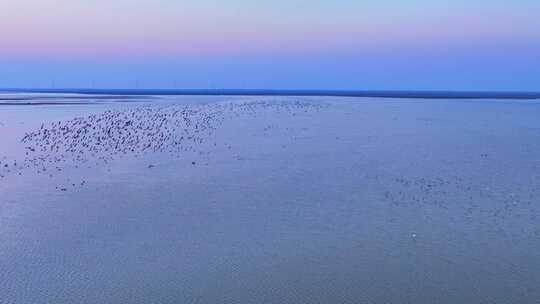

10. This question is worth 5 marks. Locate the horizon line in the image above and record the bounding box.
[1,88,540,100]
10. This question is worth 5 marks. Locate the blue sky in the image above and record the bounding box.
[1,0,539,90]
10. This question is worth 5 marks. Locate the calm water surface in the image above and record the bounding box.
[1,94,539,303]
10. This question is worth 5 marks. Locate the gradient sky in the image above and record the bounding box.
[1,0,539,90]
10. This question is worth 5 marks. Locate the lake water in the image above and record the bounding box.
[1,94,540,303]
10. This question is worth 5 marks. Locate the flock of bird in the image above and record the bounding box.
[382,174,539,233]
[1,99,538,237]
[0,100,324,188]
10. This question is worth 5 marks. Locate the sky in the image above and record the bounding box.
[0,0,539,90]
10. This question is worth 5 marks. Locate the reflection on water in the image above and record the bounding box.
[1,94,540,303]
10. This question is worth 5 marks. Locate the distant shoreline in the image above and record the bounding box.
[1,88,540,100]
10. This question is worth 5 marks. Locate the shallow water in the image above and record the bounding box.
[1,94,540,303]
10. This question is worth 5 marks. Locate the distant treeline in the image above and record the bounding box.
[1,88,540,99]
